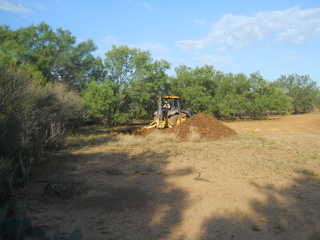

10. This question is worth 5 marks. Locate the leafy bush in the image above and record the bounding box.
[82,80,123,127]
[0,63,83,201]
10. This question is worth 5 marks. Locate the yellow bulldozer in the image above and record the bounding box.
[146,91,191,129]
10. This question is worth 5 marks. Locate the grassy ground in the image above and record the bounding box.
[14,114,320,240]
[64,123,320,179]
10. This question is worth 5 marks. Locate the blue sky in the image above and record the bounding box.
[1,0,320,85]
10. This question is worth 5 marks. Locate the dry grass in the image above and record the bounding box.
[64,125,320,182]
[64,125,112,148]
[188,127,201,142]
[111,131,180,148]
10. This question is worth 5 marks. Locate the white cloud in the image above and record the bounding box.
[194,54,232,66]
[195,19,206,24]
[0,0,32,14]
[32,2,46,10]
[103,37,168,53]
[285,53,300,61]
[133,42,170,61]
[176,6,320,51]
[104,36,122,46]
[176,39,210,50]
[133,41,169,52]
[143,2,154,12]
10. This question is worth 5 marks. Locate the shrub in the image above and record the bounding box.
[0,63,83,202]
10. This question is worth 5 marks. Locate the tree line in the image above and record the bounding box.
[0,22,319,201]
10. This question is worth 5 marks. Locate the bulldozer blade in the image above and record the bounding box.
[168,120,174,128]
[145,120,157,129]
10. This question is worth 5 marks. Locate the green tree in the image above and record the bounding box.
[216,72,292,118]
[103,45,170,122]
[170,65,218,114]
[0,25,25,65]
[275,74,320,113]
[248,72,291,116]
[82,80,123,126]
[104,45,143,88]
[255,83,293,114]
[128,59,171,120]
[0,22,102,90]
[215,73,251,118]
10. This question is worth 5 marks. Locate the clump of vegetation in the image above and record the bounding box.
[275,73,320,114]
[0,63,83,202]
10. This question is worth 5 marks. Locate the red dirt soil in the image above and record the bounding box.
[139,113,237,141]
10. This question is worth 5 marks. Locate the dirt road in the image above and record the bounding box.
[225,113,320,136]
[16,114,320,240]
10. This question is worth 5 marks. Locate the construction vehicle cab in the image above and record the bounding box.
[146,92,191,129]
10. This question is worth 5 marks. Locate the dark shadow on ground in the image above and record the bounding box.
[14,147,193,240]
[199,170,320,240]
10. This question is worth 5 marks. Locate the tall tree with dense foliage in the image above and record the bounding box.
[102,45,171,122]
[128,59,171,120]
[216,73,251,118]
[247,72,292,116]
[275,74,320,113]
[82,80,124,126]
[0,22,103,90]
[217,72,292,118]
[170,67,292,119]
[170,65,218,114]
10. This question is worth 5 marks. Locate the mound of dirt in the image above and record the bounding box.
[139,113,237,141]
[164,113,237,141]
